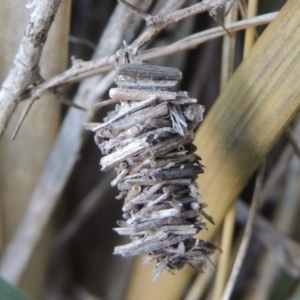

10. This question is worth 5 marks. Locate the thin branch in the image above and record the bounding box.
[69,35,97,50]
[51,90,86,112]
[259,146,293,207]
[12,98,36,140]
[143,12,277,60]
[237,201,300,277]
[221,163,265,300]
[152,0,228,26]
[0,0,62,139]
[260,119,300,207]
[23,12,277,107]
[286,126,300,159]
[12,89,86,140]
[52,173,114,248]
[129,0,229,49]
[118,0,151,21]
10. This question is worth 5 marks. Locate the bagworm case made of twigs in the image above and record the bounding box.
[86,59,216,280]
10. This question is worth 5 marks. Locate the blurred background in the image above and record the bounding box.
[2,1,300,300]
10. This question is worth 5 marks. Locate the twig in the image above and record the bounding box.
[23,12,277,106]
[286,126,300,159]
[260,148,293,204]
[12,89,86,140]
[118,0,227,50]
[221,163,265,300]
[52,173,114,248]
[118,0,151,21]
[69,35,97,50]
[12,98,36,140]
[0,0,62,139]
[260,118,300,206]
[51,90,86,111]
[249,133,300,299]
[146,12,277,60]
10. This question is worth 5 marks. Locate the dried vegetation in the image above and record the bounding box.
[0,0,300,300]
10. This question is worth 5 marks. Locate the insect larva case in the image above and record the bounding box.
[87,60,216,280]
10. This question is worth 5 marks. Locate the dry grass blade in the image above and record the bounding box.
[288,283,300,300]
[213,207,236,300]
[237,201,300,277]
[215,1,259,298]
[221,163,264,300]
[286,127,300,159]
[195,0,300,240]
[213,2,239,299]
[259,146,293,207]
[243,0,259,57]
[252,125,300,298]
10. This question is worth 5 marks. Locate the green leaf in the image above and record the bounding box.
[0,276,33,300]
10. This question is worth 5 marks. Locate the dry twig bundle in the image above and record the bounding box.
[86,52,217,280]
